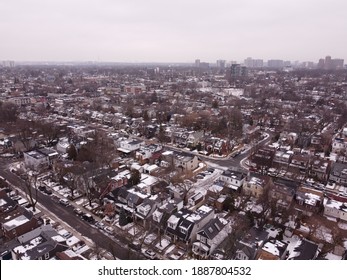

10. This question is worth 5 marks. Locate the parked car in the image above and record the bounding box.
[104,226,114,235]
[73,207,83,216]
[82,213,95,223]
[59,198,70,207]
[95,221,106,230]
[44,188,53,195]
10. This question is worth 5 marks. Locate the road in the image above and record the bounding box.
[0,157,143,260]
[164,131,273,172]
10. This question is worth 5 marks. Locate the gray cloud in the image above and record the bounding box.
[0,0,346,63]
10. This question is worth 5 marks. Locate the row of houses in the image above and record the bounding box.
[251,145,347,185]
[0,190,87,260]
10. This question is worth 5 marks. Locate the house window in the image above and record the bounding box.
[200,236,207,243]
[180,227,187,234]
[44,253,50,260]
[168,222,176,229]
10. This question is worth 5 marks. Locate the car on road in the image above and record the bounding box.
[104,226,114,235]
[43,188,53,195]
[95,221,106,230]
[58,198,70,207]
[143,249,157,259]
[82,213,95,223]
[73,207,83,216]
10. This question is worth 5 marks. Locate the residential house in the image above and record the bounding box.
[165,205,214,245]
[235,227,269,260]
[203,136,231,154]
[97,169,129,199]
[173,152,199,172]
[243,175,270,199]
[250,146,275,172]
[173,130,189,147]
[23,147,59,170]
[212,139,230,155]
[142,164,159,175]
[331,136,346,154]
[287,238,319,260]
[273,150,293,169]
[219,169,246,192]
[135,144,162,164]
[289,154,310,176]
[329,162,347,186]
[118,138,144,154]
[309,157,331,183]
[187,191,206,210]
[0,205,41,240]
[256,239,288,260]
[152,197,184,231]
[135,196,162,228]
[295,186,324,213]
[2,224,68,260]
[186,131,204,148]
[135,173,159,194]
[56,137,70,154]
[124,188,149,215]
[244,125,261,143]
[269,179,298,209]
[323,198,347,222]
[192,217,229,258]
[205,184,225,209]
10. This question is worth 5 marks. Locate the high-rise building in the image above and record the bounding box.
[332,59,344,69]
[317,56,344,70]
[216,60,226,69]
[195,59,200,68]
[1,60,15,67]
[244,57,264,68]
[231,64,246,76]
[324,56,332,70]
[267,60,284,68]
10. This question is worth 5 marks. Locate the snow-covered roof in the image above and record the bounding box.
[3,215,30,231]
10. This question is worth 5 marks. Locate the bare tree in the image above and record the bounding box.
[0,102,19,123]
[37,122,61,146]
[223,214,252,259]
[23,171,41,212]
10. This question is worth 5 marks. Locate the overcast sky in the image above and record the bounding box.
[1,0,346,63]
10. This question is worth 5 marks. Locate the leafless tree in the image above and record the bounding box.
[223,214,252,259]
[23,171,41,212]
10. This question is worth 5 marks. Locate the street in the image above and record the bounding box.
[0,157,143,260]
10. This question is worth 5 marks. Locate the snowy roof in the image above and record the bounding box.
[261,239,287,257]
[3,215,30,231]
[167,215,180,226]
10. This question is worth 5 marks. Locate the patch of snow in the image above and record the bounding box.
[155,238,171,250]
[338,222,347,230]
[144,233,157,245]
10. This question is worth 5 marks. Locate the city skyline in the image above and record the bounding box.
[1,0,347,63]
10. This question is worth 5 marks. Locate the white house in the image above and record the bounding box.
[219,169,246,191]
[323,198,347,222]
[192,217,229,258]
[24,148,58,170]
[118,139,144,153]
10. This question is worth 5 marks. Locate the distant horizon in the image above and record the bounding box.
[1,55,346,66]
